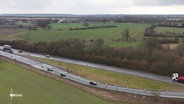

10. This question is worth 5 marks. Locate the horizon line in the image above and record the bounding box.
[0,13,184,15]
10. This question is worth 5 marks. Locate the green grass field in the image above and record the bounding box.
[0,35,13,40]
[0,59,129,104]
[30,57,184,91]
[15,23,148,47]
[0,35,20,41]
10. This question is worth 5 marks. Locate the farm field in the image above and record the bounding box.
[15,23,149,47]
[30,57,184,92]
[155,26,184,33]
[0,29,22,40]
[0,59,128,104]
[153,26,184,46]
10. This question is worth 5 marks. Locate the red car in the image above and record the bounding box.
[178,76,184,81]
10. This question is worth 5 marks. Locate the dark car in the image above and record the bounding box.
[9,50,13,54]
[18,50,23,53]
[47,68,53,71]
[89,81,97,85]
[60,72,66,77]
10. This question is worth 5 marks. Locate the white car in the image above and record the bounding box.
[45,55,50,58]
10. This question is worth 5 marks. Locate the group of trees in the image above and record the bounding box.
[78,15,184,24]
[80,15,175,23]
[0,39,184,76]
[69,24,117,31]
[17,19,52,30]
[157,21,184,27]
[145,24,184,38]
[0,18,52,30]
[144,25,156,36]
[36,19,51,28]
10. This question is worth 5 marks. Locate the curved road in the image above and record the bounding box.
[0,49,184,98]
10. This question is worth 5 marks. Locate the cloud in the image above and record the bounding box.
[0,0,184,14]
[49,0,133,14]
[133,0,184,6]
[0,0,51,10]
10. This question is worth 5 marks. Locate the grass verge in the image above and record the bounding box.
[0,57,130,104]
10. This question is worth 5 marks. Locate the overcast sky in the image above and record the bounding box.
[1,0,184,14]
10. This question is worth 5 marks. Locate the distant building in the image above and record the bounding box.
[58,19,64,23]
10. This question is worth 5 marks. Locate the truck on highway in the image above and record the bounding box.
[2,45,13,53]
[172,73,184,82]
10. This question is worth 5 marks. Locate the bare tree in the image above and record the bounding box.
[121,28,130,42]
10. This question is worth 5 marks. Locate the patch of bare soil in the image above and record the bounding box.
[162,44,179,50]
[0,29,20,35]
[1,56,184,104]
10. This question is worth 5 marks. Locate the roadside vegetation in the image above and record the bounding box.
[1,39,184,76]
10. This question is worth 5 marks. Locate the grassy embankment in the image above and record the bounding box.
[0,59,129,104]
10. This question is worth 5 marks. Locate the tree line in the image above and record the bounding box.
[144,25,184,44]
[0,39,184,76]
[145,25,184,38]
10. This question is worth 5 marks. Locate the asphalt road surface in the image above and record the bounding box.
[0,48,184,98]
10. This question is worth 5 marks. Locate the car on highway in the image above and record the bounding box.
[172,73,184,83]
[47,67,53,71]
[45,55,50,58]
[6,50,13,53]
[89,80,97,85]
[2,45,13,53]
[18,50,23,53]
[60,72,66,77]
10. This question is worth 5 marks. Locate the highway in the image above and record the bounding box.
[0,49,184,98]
[12,48,180,85]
